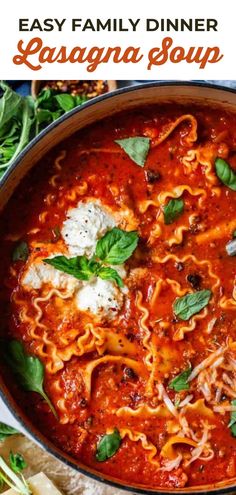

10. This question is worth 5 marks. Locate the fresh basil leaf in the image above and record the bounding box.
[215,158,236,191]
[96,428,121,462]
[9,452,27,473]
[233,230,236,238]
[115,137,150,167]
[0,423,18,442]
[173,289,212,321]
[169,367,192,392]
[44,255,100,281]
[164,198,184,225]
[55,93,75,112]
[228,400,236,436]
[96,228,138,265]
[12,241,29,262]
[97,266,123,288]
[6,340,57,419]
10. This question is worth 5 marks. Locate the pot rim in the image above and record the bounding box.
[1,80,236,495]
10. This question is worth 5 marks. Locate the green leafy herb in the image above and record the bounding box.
[0,423,18,442]
[173,289,212,321]
[228,400,236,436]
[0,82,35,173]
[0,82,88,178]
[44,228,138,287]
[115,137,150,167]
[96,428,121,462]
[215,158,236,191]
[9,452,27,474]
[44,255,100,281]
[6,340,57,419]
[233,230,236,238]
[164,198,184,225]
[54,93,76,112]
[12,241,29,262]
[0,453,31,495]
[97,266,123,288]
[95,228,138,265]
[169,367,192,392]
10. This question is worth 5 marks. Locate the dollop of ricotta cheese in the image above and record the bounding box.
[75,277,124,320]
[61,200,115,257]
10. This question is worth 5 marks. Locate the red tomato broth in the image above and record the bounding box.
[0,104,236,489]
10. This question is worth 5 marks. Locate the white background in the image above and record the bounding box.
[0,0,234,80]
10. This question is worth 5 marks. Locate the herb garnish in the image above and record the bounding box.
[9,452,27,474]
[0,452,31,494]
[0,82,88,177]
[215,158,236,191]
[6,340,57,419]
[12,241,29,262]
[173,289,212,321]
[115,137,150,167]
[96,428,121,462]
[164,198,184,225]
[0,423,18,442]
[44,227,138,288]
[169,367,192,392]
[228,400,236,437]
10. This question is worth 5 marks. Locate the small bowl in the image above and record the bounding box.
[31,80,117,99]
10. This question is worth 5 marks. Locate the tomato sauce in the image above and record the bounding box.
[1,104,236,489]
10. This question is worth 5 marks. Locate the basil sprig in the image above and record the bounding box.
[6,340,57,419]
[0,423,18,442]
[215,158,236,191]
[169,367,192,392]
[96,428,121,462]
[173,289,212,321]
[164,198,184,225]
[45,228,138,288]
[229,400,236,437]
[115,137,150,167]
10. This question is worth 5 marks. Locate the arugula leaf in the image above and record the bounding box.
[0,82,22,129]
[97,266,123,288]
[164,198,184,225]
[55,94,75,112]
[0,82,88,177]
[228,400,236,436]
[44,255,100,281]
[9,452,27,473]
[215,158,236,191]
[173,289,212,321]
[95,228,138,265]
[115,137,150,167]
[0,423,18,442]
[6,340,57,419]
[169,367,192,392]
[12,241,29,262]
[0,84,35,172]
[96,428,121,462]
